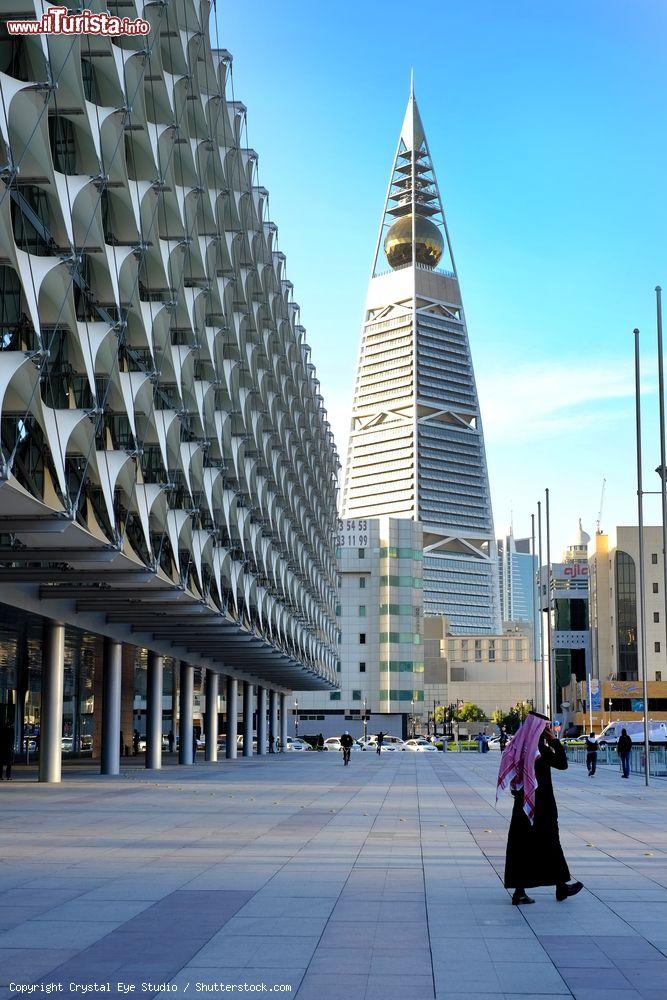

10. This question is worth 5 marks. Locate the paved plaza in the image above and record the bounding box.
[0,752,665,1000]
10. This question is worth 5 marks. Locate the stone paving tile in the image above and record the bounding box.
[365,972,435,999]
[556,967,633,991]
[566,991,643,1000]
[295,972,370,1000]
[0,948,78,986]
[0,918,121,949]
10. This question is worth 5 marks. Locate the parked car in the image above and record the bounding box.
[359,735,405,752]
[323,737,361,752]
[285,737,313,751]
[486,735,514,751]
[404,738,438,752]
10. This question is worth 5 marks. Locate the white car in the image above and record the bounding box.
[323,737,360,752]
[487,736,512,751]
[359,735,405,752]
[285,737,313,751]
[404,738,438,752]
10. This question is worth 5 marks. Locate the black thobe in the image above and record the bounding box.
[504,737,571,889]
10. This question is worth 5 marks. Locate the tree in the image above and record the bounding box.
[499,701,534,734]
[455,702,486,723]
[433,705,445,725]
[491,708,506,725]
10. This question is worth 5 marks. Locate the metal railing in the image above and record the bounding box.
[565,744,667,777]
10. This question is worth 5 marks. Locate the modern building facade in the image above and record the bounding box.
[296,515,424,738]
[0,0,339,779]
[342,85,501,635]
[564,524,667,730]
[423,616,536,722]
[539,521,591,719]
[590,526,666,683]
[497,530,538,626]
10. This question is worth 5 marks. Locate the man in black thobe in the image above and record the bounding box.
[504,724,583,905]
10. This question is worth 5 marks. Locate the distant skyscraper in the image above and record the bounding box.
[342,84,501,634]
[498,529,538,625]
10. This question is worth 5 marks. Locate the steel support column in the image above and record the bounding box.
[257,686,267,756]
[279,693,288,753]
[225,676,238,759]
[179,661,194,765]
[39,620,65,783]
[146,651,163,770]
[269,689,278,754]
[243,681,253,757]
[205,669,218,762]
[101,638,122,775]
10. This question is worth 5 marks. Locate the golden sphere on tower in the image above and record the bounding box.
[384,214,444,269]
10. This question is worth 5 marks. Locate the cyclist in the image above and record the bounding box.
[340,730,354,765]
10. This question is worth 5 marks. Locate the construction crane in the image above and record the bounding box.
[596,477,606,535]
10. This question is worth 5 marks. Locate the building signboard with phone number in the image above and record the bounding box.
[337,518,369,548]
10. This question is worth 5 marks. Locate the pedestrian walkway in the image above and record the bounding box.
[0,752,665,999]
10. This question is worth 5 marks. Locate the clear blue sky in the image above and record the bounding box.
[216,0,667,557]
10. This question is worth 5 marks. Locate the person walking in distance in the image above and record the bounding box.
[340,730,354,766]
[317,733,324,752]
[499,728,508,752]
[585,732,598,776]
[167,729,174,754]
[617,728,632,779]
[497,711,583,906]
[376,732,384,755]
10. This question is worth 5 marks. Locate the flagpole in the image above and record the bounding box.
[656,287,667,659]
[531,513,540,712]
[537,501,545,715]
[634,328,650,787]
[545,488,554,720]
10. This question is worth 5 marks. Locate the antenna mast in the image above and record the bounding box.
[596,477,606,534]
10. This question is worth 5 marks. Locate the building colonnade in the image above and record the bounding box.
[38,617,291,783]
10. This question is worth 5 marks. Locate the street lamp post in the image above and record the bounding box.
[294,699,299,739]
[410,699,415,738]
[363,697,368,742]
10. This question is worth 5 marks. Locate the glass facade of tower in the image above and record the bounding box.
[343,91,500,634]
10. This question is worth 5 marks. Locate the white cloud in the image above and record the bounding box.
[477,358,653,445]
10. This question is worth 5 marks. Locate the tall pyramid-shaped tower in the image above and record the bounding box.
[343,84,501,634]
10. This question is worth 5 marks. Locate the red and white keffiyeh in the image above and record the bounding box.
[496,712,548,825]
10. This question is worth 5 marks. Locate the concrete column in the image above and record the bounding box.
[39,620,65,783]
[146,651,163,770]
[225,676,238,759]
[279,693,288,753]
[205,670,218,762]
[170,661,178,752]
[120,646,135,757]
[101,638,122,775]
[269,689,278,754]
[243,682,253,757]
[179,661,194,765]
[257,686,267,756]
